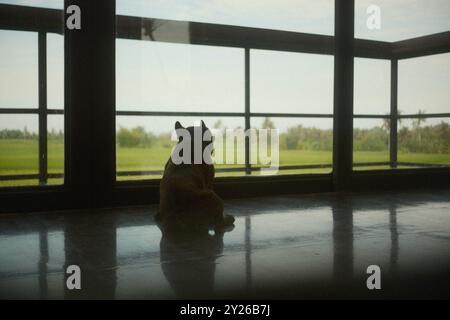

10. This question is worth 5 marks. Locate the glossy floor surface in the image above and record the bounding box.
[1,189,450,299]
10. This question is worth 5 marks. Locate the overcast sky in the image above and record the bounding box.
[0,0,449,133]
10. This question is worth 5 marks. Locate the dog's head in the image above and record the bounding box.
[174,120,213,164]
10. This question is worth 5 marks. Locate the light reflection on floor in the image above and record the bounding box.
[0,189,450,299]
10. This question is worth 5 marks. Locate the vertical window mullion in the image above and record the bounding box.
[333,0,354,189]
[38,31,48,185]
[390,59,398,168]
[245,48,251,175]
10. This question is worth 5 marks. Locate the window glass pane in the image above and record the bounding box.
[116,0,334,35]
[251,117,332,175]
[399,53,450,115]
[354,58,390,115]
[0,30,38,108]
[0,2,64,188]
[0,0,63,9]
[0,115,39,187]
[47,115,64,185]
[116,116,245,181]
[116,2,335,181]
[116,40,244,112]
[47,33,64,110]
[398,118,450,167]
[251,51,334,114]
[353,118,390,170]
[355,0,450,41]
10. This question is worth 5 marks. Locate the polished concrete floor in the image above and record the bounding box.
[1,189,450,299]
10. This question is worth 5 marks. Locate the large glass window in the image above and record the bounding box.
[353,2,450,171]
[116,1,335,181]
[0,2,65,187]
[397,53,450,167]
[353,58,391,170]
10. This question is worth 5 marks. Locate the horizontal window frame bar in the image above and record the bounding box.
[116,110,335,118]
[1,108,448,136]
[117,166,247,177]
[0,4,63,35]
[0,108,38,114]
[2,110,448,118]
[3,109,448,119]
[114,165,333,180]
[114,161,445,178]
[116,110,245,117]
[3,109,447,119]
[353,114,390,119]
[398,113,450,119]
[353,114,450,119]
[392,31,450,60]
[352,162,449,168]
[353,162,391,167]
[116,15,395,59]
[250,113,333,118]
[0,173,63,181]
[253,164,332,171]
[0,108,64,114]
[116,15,337,56]
[5,165,450,186]
[116,164,335,177]
[396,161,450,168]
[2,4,448,61]
[47,109,64,114]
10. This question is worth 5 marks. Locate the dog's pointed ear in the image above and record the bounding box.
[175,121,184,130]
[201,120,206,130]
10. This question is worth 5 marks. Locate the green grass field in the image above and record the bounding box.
[1,139,450,186]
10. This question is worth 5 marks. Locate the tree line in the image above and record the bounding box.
[0,128,63,140]
[103,119,450,154]
[2,119,449,154]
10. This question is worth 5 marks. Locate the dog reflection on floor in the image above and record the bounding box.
[159,227,233,299]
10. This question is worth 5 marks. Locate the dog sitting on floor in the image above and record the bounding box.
[156,120,235,233]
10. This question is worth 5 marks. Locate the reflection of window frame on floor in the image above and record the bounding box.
[0,1,449,213]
